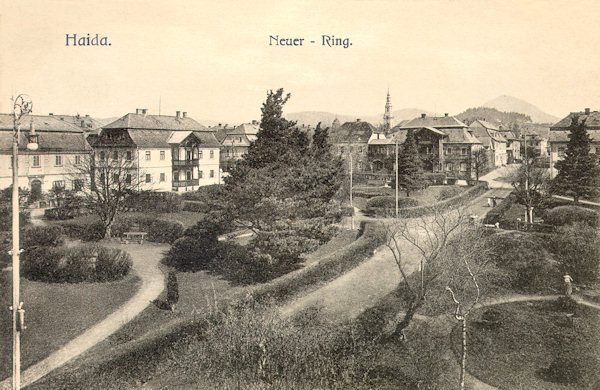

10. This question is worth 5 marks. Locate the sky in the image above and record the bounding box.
[1,0,599,124]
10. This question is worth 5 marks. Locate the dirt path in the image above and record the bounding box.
[0,242,167,390]
[279,190,497,322]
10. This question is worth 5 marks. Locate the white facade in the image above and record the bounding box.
[0,151,89,192]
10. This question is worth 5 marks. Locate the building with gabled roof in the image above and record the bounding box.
[330,119,375,171]
[92,109,221,192]
[548,107,600,177]
[219,122,259,171]
[469,119,508,167]
[395,113,484,181]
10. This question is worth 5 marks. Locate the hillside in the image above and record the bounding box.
[456,107,531,126]
[483,95,559,124]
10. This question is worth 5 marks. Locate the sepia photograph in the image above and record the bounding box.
[1,0,599,388]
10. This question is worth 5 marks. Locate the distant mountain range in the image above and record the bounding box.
[285,108,437,128]
[482,95,559,124]
[284,95,559,128]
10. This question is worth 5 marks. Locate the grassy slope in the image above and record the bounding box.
[461,301,600,390]
[0,271,140,380]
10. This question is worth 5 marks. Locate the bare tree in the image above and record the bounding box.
[443,227,490,390]
[72,151,142,238]
[470,148,489,181]
[382,207,468,340]
[507,163,550,224]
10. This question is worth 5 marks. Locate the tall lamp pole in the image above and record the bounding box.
[10,94,35,390]
[395,139,399,217]
[349,145,354,230]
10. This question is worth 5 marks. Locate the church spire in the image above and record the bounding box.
[383,89,393,133]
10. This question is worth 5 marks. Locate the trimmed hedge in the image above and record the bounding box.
[395,182,488,219]
[123,191,183,213]
[365,196,420,217]
[21,244,132,283]
[182,201,205,212]
[544,206,599,228]
[247,221,386,304]
[59,216,185,244]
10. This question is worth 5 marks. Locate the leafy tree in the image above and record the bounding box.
[470,148,489,181]
[223,89,345,264]
[396,129,425,196]
[552,117,600,203]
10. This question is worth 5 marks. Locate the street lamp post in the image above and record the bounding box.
[10,94,35,390]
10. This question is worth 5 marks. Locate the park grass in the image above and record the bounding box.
[52,210,206,230]
[0,270,140,381]
[459,301,600,389]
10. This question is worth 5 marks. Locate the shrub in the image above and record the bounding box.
[164,235,218,271]
[147,219,185,244]
[95,247,132,281]
[436,186,465,201]
[544,206,599,228]
[123,191,183,213]
[166,271,179,310]
[59,220,105,241]
[21,225,64,250]
[182,201,205,212]
[0,207,29,231]
[61,245,99,282]
[424,172,445,185]
[21,246,62,281]
[485,231,560,292]
[553,296,578,313]
[549,223,600,284]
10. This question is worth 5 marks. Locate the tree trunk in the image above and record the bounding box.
[459,318,467,390]
[390,299,421,341]
[573,195,579,204]
[528,207,533,226]
[104,223,112,239]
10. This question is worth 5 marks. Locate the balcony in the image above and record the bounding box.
[172,159,199,167]
[172,179,199,188]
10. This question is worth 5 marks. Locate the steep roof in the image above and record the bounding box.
[549,130,600,144]
[103,113,209,131]
[444,128,482,144]
[0,114,85,133]
[550,110,600,130]
[329,120,375,143]
[95,128,221,149]
[471,119,500,131]
[46,114,104,131]
[469,121,507,146]
[399,114,468,129]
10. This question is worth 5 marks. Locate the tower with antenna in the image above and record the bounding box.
[383,89,393,133]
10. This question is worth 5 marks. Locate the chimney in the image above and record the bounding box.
[444,113,448,117]
[218,123,222,127]
[49,113,53,116]
[585,108,590,115]
[421,113,426,118]
[182,112,187,118]
[85,114,89,118]
[176,111,180,118]
[356,118,361,122]
[80,120,85,127]
[142,109,148,116]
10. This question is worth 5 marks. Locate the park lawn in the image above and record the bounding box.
[52,210,206,230]
[459,301,600,390]
[302,229,359,266]
[0,270,140,380]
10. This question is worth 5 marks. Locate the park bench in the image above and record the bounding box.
[123,232,147,244]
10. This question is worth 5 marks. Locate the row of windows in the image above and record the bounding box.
[445,147,468,156]
[97,149,217,161]
[52,179,83,191]
[25,155,82,168]
[339,146,364,153]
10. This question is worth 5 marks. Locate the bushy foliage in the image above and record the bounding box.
[485,231,560,292]
[123,191,184,213]
[0,207,29,232]
[436,186,465,201]
[544,205,599,228]
[21,225,64,250]
[21,246,62,281]
[166,271,179,310]
[366,196,419,209]
[21,244,132,283]
[549,222,600,284]
[59,220,106,241]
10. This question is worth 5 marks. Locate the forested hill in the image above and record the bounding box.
[456,107,532,126]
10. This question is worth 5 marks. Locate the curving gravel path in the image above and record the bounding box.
[0,242,167,390]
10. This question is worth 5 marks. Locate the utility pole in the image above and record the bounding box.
[10,94,35,390]
[523,134,531,224]
[395,139,399,217]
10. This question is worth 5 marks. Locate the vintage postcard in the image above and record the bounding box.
[1,0,599,389]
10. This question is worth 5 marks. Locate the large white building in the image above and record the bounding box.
[0,114,91,193]
[91,109,221,192]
